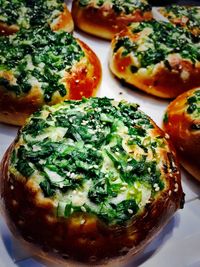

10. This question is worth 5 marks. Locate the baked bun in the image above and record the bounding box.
[71,0,152,40]
[159,5,200,37]
[109,21,200,98]
[0,26,101,126]
[0,0,74,35]
[0,97,184,264]
[163,88,200,181]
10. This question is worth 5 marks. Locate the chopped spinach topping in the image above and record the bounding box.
[114,37,137,55]
[162,5,200,36]
[40,180,55,197]
[186,89,200,120]
[113,21,200,69]
[98,199,139,224]
[78,0,151,14]
[0,0,64,28]
[163,112,168,123]
[112,0,151,14]
[0,26,84,101]
[15,146,35,177]
[79,0,91,7]
[10,97,169,225]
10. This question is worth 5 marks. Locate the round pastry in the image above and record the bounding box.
[163,88,200,181]
[159,5,200,37]
[109,20,200,98]
[0,0,74,35]
[0,26,101,126]
[0,97,184,264]
[71,0,152,40]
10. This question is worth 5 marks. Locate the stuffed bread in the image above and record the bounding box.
[0,97,184,264]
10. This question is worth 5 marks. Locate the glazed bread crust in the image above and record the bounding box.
[163,88,200,181]
[71,0,152,40]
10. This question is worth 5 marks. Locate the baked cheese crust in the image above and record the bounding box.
[109,21,200,98]
[159,5,200,37]
[0,0,74,35]
[71,0,152,40]
[0,26,102,125]
[163,88,200,181]
[0,97,184,263]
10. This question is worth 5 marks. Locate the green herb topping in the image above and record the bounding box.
[10,97,170,225]
[186,89,200,124]
[0,0,64,28]
[0,26,84,101]
[113,21,200,69]
[163,112,168,123]
[163,5,200,35]
[79,0,151,14]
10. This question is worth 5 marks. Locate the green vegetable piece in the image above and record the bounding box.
[57,201,72,217]
[79,0,90,7]
[187,103,197,114]
[16,159,34,177]
[163,112,168,123]
[40,179,55,197]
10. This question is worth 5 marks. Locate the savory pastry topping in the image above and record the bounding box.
[78,0,152,14]
[186,89,200,120]
[0,97,184,263]
[0,26,101,125]
[0,0,74,35]
[109,20,200,98]
[0,26,83,101]
[71,0,152,39]
[159,5,200,37]
[163,88,200,181]
[10,98,166,224]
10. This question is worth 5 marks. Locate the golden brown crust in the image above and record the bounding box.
[50,5,74,33]
[163,88,200,181]
[109,27,200,98]
[0,4,74,36]
[0,40,102,126]
[0,119,184,263]
[71,0,152,40]
[63,39,102,100]
[0,85,43,126]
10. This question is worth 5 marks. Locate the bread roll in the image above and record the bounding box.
[109,21,200,98]
[163,88,200,181]
[0,97,184,264]
[0,0,74,35]
[0,26,102,126]
[71,0,152,40]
